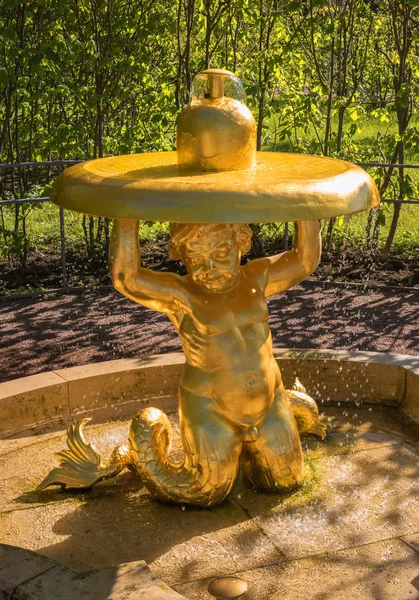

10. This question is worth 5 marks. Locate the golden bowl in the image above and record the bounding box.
[51,150,380,223]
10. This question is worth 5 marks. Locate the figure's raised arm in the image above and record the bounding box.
[109,219,187,314]
[244,220,321,297]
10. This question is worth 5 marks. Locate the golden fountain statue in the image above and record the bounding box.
[39,70,379,507]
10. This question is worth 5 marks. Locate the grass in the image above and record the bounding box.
[264,112,419,189]
[0,203,170,256]
[265,112,419,161]
[2,194,417,264]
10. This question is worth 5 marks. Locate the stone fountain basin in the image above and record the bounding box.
[1,349,418,599]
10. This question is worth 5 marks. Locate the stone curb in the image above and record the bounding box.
[0,544,186,600]
[1,349,418,438]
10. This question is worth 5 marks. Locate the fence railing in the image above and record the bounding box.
[0,159,418,296]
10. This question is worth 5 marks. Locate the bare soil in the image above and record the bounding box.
[1,280,418,384]
[1,240,418,296]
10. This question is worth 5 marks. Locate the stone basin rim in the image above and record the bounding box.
[1,348,418,440]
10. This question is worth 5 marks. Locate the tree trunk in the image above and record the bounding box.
[382,141,404,259]
[256,88,265,151]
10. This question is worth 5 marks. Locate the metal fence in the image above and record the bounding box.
[0,159,418,297]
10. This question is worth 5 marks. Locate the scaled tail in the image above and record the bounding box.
[38,419,130,490]
[128,407,237,507]
[288,378,327,440]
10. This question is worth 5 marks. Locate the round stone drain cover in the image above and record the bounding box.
[208,576,248,599]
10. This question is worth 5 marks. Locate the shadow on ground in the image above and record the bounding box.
[6,407,418,599]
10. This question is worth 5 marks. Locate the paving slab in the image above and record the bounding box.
[0,427,64,456]
[15,560,186,600]
[0,485,272,579]
[0,501,81,558]
[177,538,419,600]
[0,544,58,597]
[150,517,284,586]
[302,405,417,458]
[403,532,419,554]
[235,444,419,560]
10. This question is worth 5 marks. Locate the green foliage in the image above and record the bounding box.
[0,0,418,273]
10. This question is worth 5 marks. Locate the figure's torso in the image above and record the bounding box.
[177,273,281,428]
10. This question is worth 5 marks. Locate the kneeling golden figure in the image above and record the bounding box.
[40,69,379,506]
[39,217,326,506]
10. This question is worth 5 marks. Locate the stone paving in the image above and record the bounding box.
[1,405,418,599]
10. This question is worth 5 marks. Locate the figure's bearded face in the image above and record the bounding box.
[182,227,241,293]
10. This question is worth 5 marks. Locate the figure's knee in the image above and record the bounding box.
[260,403,302,455]
[243,441,304,492]
[182,409,242,487]
[180,394,239,450]
[200,417,243,471]
[242,400,305,491]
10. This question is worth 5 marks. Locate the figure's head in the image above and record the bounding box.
[169,222,252,293]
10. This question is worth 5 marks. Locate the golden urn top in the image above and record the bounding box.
[51,69,380,223]
[177,69,256,172]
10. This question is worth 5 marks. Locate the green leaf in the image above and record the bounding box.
[284,1,300,12]
[3,26,17,41]
[377,208,386,226]
[44,46,60,62]
[0,68,9,86]
[29,52,42,70]
[396,84,411,109]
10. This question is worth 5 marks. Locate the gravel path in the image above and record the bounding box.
[1,281,418,384]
